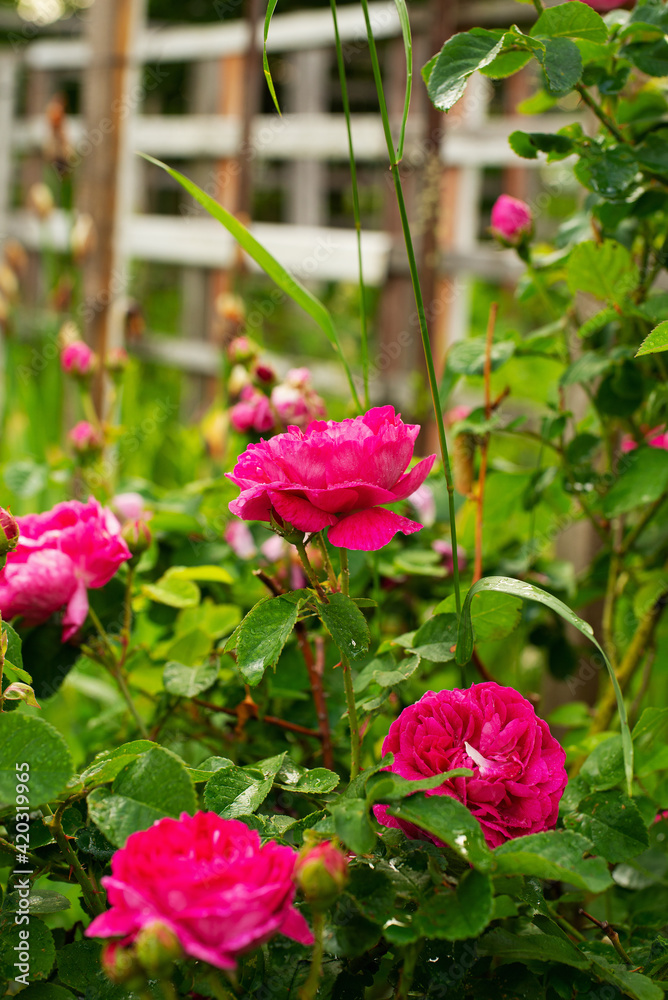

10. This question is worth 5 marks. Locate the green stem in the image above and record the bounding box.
[299,911,325,1000]
[339,548,361,779]
[532,0,543,12]
[294,537,329,603]
[359,0,461,614]
[329,0,369,408]
[395,943,420,1000]
[88,603,149,738]
[316,533,339,592]
[547,904,586,942]
[119,565,135,668]
[0,834,60,872]
[576,84,627,144]
[621,495,665,555]
[48,807,105,917]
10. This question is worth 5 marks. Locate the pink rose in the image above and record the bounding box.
[374,682,567,848]
[225,518,257,559]
[581,0,631,9]
[230,386,275,434]
[295,840,349,909]
[490,195,533,246]
[0,498,130,641]
[407,484,435,527]
[111,492,151,524]
[621,426,668,453]
[61,340,97,377]
[271,369,326,429]
[86,812,314,971]
[227,406,436,551]
[0,507,19,555]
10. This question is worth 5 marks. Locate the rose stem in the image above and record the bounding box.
[254,569,334,768]
[395,943,420,1000]
[192,697,321,740]
[119,564,135,669]
[358,0,462,615]
[579,909,633,966]
[315,532,339,591]
[339,547,362,780]
[45,804,106,917]
[299,910,325,1000]
[294,537,329,603]
[87,604,150,740]
[473,302,497,584]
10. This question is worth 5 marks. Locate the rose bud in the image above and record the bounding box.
[105,346,129,376]
[101,941,144,987]
[121,519,152,559]
[61,340,97,378]
[0,507,19,558]
[71,212,96,261]
[68,420,103,455]
[215,292,246,326]
[227,335,259,365]
[134,920,183,977]
[295,840,349,910]
[253,362,277,386]
[490,194,533,248]
[28,182,54,219]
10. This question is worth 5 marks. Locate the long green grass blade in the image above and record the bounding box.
[393,0,413,162]
[140,154,361,409]
[456,576,634,797]
[263,0,281,116]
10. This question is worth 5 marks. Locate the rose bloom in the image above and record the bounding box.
[621,426,668,453]
[68,420,103,454]
[0,498,130,641]
[61,340,97,377]
[230,386,275,434]
[271,368,326,429]
[228,406,435,551]
[375,682,567,848]
[86,812,313,971]
[490,195,533,246]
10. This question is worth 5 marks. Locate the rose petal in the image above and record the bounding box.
[328,508,423,550]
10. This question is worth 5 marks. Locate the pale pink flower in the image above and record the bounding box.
[407,484,436,527]
[0,498,130,641]
[375,682,567,848]
[230,386,275,434]
[111,492,151,524]
[225,519,257,559]
[271,369,326,429]
[228,406,436,551]
[491,195,533,246]
[86,812,313,971]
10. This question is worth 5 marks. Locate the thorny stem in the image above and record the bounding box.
[47,805,105,917]
[339,547,362,780]
[299,910,325,1000]
[192,697,321,739]
[0,834,64,872]
[294,537,328,603]
[87,603,149,738]
[579,910,633,966]
[473,303,497,584]
[359,0,462,614]
[316,532,339,591]
[329,0,370,408]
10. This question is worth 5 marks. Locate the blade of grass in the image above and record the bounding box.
[358,0,462,614]
[393,0,413,162]
[263,0,282,115]
[140,153,361,410]
[329,0,369,409]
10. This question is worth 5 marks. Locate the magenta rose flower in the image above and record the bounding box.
[490,195,533,246]
[0,498,130,641]
[61,340,97,377]
[86,812,314,971]
[621,426,668,453]
[230,386,275,434]
[227,405,435,551]
[374,682,567,848]
[68,420,103,454]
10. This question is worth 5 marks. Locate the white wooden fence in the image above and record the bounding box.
[0,0,578,392]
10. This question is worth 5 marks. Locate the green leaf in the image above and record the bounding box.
[531,1,608,42]
[80,740,155,785]
[142,574,200,608]
[412,613,458,662]
[11,986,75,1000]
[447,336,515,376]
[163,659,219,697]
[386,792,492,871]
[581,735,625,791]
[139,154,361,409]
[481,48,533,79]
[493,830,613,893]
[508,130,575,160]
[633,708,668,776]
[4,889,71,914]
[583,948,664,1000]
[366,768,473,807]
[424,28,504,112]
[262,0,281,114]
[203,754,284,818]
[353,655,419,694]
[0,714,73,806]
[636,320,668,358]
[560,351,614,387]
[410,870,494,942]
[455,576,633,796]
[4,621,24,673]
[56,940,102,993]
[236,594,301,685]
[0,918,55,981]
[275,758,340,794]
[3,460,48,499]
[393,0,412,161]
[332,797,376,855]
[539,37,583,95]
[88,745,196,846]
[317,593,370,661]
[576,145,639,200]
[567,239,639,303]
[468,591,523,643]
[167,565,233,584]
[567,791,649,863]
[603,446,668,518]
[478,927,590,969]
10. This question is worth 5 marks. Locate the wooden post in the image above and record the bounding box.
[0,53,17,249]
[286,48,330,228]
[78,0,147,413]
